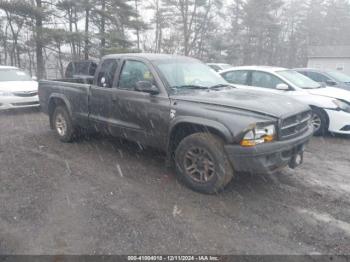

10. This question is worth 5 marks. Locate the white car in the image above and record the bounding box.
[207,63,233,72]
[0,66,39,110]
[220,66,350,136]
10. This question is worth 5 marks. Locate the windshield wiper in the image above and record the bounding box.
[209,84,232,89]
[171,84,232,91]
[172,85,209,90]
[303,85,323,89]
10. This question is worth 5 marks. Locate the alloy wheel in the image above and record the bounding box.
[311,113,322,133]
[55,113,67,137]
[184,147,216,183]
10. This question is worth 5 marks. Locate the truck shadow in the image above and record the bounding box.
[73,131,346,208]
[82,133,294,196]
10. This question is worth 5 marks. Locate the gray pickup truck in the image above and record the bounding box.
[39,53,313,194]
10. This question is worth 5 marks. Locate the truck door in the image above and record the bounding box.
[89,58,119,132]
[109,59,171,150]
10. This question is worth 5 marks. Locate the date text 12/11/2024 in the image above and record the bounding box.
[127,255,220,261]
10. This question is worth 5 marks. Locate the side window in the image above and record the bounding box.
[306,72,330,83]
[97,59,118,88]
[222,70,248,85]
[118,60,154,91]
[251,71,284,89]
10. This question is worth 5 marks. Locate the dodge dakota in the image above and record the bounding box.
[39,54,313,194]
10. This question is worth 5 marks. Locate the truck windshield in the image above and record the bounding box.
[0,69,32,81]
[154,59,228,90]
[277,70,321,89]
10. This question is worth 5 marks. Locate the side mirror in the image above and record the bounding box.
[135,81,159,95]
[276,83,289,91]
[32,76,38,81]
[325,79,337,86]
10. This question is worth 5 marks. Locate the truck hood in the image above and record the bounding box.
[306,86,350,102]
[0,81,38,92]
[171,89,309,118]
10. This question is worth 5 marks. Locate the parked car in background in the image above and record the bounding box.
[39,54,313,194]
[65,60,98,82]
[220,66,350,136]
[207,63,233,72]
[0,66,39,110]
[295,68,350,91]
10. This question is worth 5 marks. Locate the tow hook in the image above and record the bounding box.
[289,151,304,169]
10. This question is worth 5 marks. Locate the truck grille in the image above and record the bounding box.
[13,91,38,97]
[280,110,311,140]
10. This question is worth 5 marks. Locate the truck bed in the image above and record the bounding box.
[38,80,91,128]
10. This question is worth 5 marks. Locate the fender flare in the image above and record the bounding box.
[48,93,73,117]
[48,94,74,128]
[167,116,234,153]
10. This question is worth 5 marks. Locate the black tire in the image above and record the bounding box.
[175,133,234,194]
[311,108,328,136]
[52,106,75,142]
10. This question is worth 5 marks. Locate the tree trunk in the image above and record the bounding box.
[36,0,45,79]
[27,49,33,76]
[100,0,106,57]
[68,9,76,59]
[16,40,21,68]
[74,8,81,58]
[4,24,8,65]
[135,0,140,51]
[84,6,89,60]
[57,43,64,78]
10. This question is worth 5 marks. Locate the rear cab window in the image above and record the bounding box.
[96,59,119,88]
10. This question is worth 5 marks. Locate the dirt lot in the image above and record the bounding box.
[0,108,349,255]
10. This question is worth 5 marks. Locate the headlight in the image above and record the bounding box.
[333,99,350,113]
[0,91,14,96]
[240,124,276,147]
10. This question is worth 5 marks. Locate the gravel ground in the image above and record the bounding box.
[0,108,349,255]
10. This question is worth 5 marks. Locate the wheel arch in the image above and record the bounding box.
[167,117,234,158]
[309,105,330,130]
[48,94,73,129]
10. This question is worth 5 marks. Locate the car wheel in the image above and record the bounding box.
[52,106,75,142]
[175,133,234,194]
[311,108,328,136]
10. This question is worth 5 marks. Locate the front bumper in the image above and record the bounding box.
[0,95,40,110]
[325,109,350,134]
[224,127,313,174]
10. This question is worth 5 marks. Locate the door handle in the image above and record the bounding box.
[112,94,118,102]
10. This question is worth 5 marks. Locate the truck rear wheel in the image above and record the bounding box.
[175,133,234,194]
[52,106,75,142]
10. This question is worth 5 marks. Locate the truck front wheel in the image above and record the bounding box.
[52,106,75,142]
[175,133,234,194]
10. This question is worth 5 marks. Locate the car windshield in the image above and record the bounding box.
[0,69,32,81]
[326,71,350,83]
[277,70,321,89]
[154,59,228,90]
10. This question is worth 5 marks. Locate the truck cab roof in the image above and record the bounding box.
[102,53,198,62]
